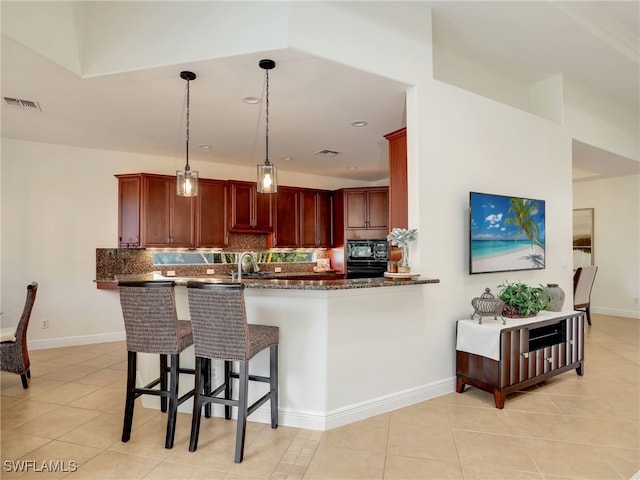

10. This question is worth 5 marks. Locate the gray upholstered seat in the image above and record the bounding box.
[573,266,598,326]
[186,281,279,463]
[118,281,196,449]
[0,282,38,388]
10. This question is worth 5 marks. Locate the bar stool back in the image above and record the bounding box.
[118,281,195,449]
[186,281,279,463]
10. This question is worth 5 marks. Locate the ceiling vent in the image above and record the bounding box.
[4,97,42,112]
[314,149,340,157]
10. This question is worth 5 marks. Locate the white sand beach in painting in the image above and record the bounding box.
[472,244,545,273]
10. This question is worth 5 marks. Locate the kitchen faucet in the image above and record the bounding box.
[236,252,259,281]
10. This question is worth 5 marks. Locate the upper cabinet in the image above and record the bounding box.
[117,174,142,247]
[116,173,225,248]
[333,187,389,244]
[197,179,229,248]
[271,186,300,247]
[269,187,332,248]
[143,175,195,247]
[300,189,332,248]
[228,180,273,233]
[385,127,407,230]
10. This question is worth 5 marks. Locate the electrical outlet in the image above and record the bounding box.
[206,269,215,275]
[274,267,282,273]
[41,319,49,329]
[166,271,176,277]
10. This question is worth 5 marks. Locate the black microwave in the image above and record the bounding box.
[346,240,388,261]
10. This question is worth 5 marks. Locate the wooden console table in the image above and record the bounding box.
[455,311,585,408]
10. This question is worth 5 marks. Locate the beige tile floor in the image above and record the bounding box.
[1,313,638,479]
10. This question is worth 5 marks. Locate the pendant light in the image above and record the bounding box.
[176,71,199,197]
[257,59,277,193]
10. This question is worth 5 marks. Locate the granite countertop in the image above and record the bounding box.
[104,273,440,290]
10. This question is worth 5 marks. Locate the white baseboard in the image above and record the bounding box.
[592,307,640,320]
[174,377,456,431]
[28,332,126,350]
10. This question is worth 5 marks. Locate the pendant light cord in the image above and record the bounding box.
[185,78,191,172]
[264,68,270,166]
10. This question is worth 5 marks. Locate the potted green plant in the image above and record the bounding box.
[498,281,550,317]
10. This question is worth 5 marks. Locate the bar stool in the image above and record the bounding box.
[186,281,279,463]
[118,281,196,449]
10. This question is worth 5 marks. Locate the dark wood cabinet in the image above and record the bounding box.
[300,189,332,247]
[117,174,141,247]
[142,175,195,247]
[117,173,205,248]
[228,180,273,233]
[271,186,300,247]
[197,179,228,247]
[456,312,585,408]
[385,127,407,230]
[333,187,388,244]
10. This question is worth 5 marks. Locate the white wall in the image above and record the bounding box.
[573,175,640,318]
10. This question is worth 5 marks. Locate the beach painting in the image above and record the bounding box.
[470,192,546,274]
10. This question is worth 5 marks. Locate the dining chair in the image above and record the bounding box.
[573,266,598,326]
[0,282,38,388]
[118,280,196,449]
[186,281,279,463]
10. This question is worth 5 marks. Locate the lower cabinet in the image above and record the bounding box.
[456,312,585,408]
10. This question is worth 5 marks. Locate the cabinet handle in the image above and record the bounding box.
[546,357,553,363]
[522,352,529,359]
[568,340,574,345]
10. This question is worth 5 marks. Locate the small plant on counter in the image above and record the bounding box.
[498,280,550,317]
[386,227,418,247]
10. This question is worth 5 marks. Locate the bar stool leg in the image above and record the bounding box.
[234,361,249,463]
[189,356,204,452]
[160,354,168,412]
[165,354,180,449]
[270,344,278,429]
[122,351,137,442]
[204,360,212,418]
[224,360,232,420]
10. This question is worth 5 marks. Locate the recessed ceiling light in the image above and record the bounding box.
[281,156,293,161]
[346,166,358,170]
[242,96,260,104]
[199,144,212,149]
[350,120,368,127]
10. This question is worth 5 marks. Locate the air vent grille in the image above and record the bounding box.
[4,97,42,112]
[315,149,340,157]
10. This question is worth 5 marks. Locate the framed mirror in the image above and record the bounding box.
[573,208,594,268]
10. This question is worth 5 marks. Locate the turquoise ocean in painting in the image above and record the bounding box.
[471,240,545,259]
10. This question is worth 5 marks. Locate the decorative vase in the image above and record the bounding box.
[543,283,565,311]
[398,245,410,273]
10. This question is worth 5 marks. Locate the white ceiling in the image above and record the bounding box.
[1,1,638,183]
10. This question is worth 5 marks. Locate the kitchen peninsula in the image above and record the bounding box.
[113,273,440,430]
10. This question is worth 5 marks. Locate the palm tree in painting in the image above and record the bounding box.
[504,198,542,250]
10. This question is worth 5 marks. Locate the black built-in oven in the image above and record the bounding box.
[346,240,388,278]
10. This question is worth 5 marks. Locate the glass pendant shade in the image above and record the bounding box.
[257,162,277,193]
[176,169,199,196]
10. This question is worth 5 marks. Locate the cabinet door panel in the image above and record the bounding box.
[273,187,299,247]
[367,189,389,230]
[300,190,318,247]
[143,176,171,246]
[316,190,332,246]
[171,192,196,246]
[118,175,141,247]
[198,180,228,247]
[229,182,254,231]
[345,191,367,229]
[254,191,273,232]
